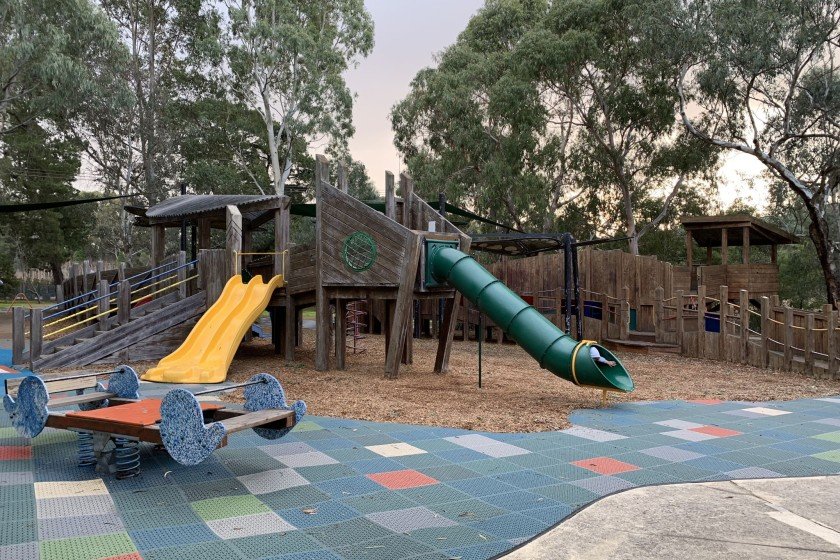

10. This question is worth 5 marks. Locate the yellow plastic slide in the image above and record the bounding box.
[141,274,284,384]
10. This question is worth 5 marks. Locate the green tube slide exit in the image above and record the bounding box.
[429,247,634,392]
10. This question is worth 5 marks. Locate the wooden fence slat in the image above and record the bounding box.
[654,287,664,343]
[12,307,25,365]
[760,296,770,368]
[784,307,793,370]
[806,313,815,374]
[718,285,727,360]
[697,285,706,358]
[739,289,749,364]
[676,290,684,351]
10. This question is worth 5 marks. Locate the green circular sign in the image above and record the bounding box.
[342,232,377,272]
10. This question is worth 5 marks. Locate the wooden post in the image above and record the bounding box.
[385,172,396,220]
[718,285,728,360]
[826,305,838,379]
[226,205,242,278]
[30,309,42,365]
[241,227,253,271]
[314,154,331,371]
[400,173,414,230]
[177,251,187,300]
[739,289,749,364]
[676,290,684,350]
[784,307,794,370]
[760,296,770,368]
[335,299,347,369]
[654,287,664,343]
[117,262,126,283]
[697,285,706,358]
[198,219,211,250]
[97,280,109,330]
[338,163,348,193]
[742,226,750,264]
[151,225,165,269]
[82,260,91,294]
[721,228,728,265]
[685,231,693,270]
[55,284,64,307]
[12,307,25,365]
[95,260,104,283]
[806,313,815,374]
[69,262,79,299]
[285,299,296,362]
[118,281,131,324]
[706,246,713,265]
[274,201,290,277]
[771,244,778,264]
[601,292,610,341]
[386,237,422,378]
[619,287,630,340]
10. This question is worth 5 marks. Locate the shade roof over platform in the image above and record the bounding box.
[681,214,798,247]
[470,233,628,256]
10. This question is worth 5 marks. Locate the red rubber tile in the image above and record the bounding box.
[572,457,640,475]
[367,469,439,490]
[0,446,32,460]
[688,399,723,405]
[690,426,741,437]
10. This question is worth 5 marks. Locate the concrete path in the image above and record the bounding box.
[501,476,840,559]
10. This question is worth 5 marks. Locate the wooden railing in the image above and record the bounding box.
[12,251,200,367]
[653,285,839,379]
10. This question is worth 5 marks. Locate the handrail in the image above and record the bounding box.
[130,259,197,290]
[42,287,99,314]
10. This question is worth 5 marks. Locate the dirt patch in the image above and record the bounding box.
[119,330,840,433]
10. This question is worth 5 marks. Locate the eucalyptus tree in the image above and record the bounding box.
[672,0,840,304]
[223,0,374,196]
[0,0,123,134]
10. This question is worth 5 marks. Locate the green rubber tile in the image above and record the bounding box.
[113,485,186,512]
[0,483,34,502]
[179,479,250,502]
[294,464,357,483]
[220,454,285,477]
[411,439,462,453]
[409,524,498,548]
[191,494,270,522]
[121,504,203,531]
[141,540,243,560]
[532,483,599,507]
[292,421,324,432]
[335,534,434,560]
[341,490,417,514]
[229,531,320,559]
[400,485,472,506]
[31,431,77,446]
[418,464,481,482]
[0,460,32,472]
[812,431,840,443]
[0,496,35,523]
[305,517,393,549]
[39,532,135,560]
[0,427,20,439]
[321,446,380,463]
[427,498,507,522]
[0,518,37,546]
[259,485,331,511]
[462,459,521,476]
[813,450,840,463]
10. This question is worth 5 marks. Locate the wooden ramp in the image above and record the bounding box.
[33,293,206,370]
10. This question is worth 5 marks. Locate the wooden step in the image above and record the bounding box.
[627,330,657,343]
[603,338,681,355]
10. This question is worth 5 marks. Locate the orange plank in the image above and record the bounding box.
[66,398,224,427]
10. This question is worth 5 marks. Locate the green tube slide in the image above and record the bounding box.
[429,247,634,392]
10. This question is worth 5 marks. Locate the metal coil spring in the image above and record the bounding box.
[77,432,95,467]
[114,438,140,479]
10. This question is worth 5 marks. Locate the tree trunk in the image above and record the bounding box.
[623,190,639,255]
[807,217,840,309]
[50,262,64,286]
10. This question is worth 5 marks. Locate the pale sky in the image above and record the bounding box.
[345,0,767,208]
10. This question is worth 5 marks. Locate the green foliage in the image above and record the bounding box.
[223,0,374,194]
[0,122,93,283]
[392,0,719,247]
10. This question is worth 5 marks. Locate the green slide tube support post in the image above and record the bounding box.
[428,247,634,392]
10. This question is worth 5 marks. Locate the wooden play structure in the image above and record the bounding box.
[12,155,470,380]
[3,368,305,476]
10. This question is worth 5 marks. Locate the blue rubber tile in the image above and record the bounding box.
[278,551,342,560]
[460,459,522,476]
[410,439,462,453]
[0,519,37,546]
[259,485,332,511]
[467,512,549,540]
[334,534,434,560]
[304,517,393,549]
[443,540,517,560]
[649,462,716,482]
[532,483,599,507]
[448,477,520,498]
[294,464,358,483]
[682,456,746,474]
[427,498,507,522]
[346,457,405,474]
[418,464,481,482]
[304,437,359,452]
[521,502,574,524]
[0,541,39,560]
[772,439,838,455]
[121,504,204,531]
[320,447,379,463]
[571,476,636,496]
[492,469,558,489]
[400,484,472,506]
[725,467,782,479]
[532,462,594,481]
[340,490,417,514]
[394,453,449,470]
[314,475,382,498]
[409,524,498,549]
[131,522,217,550]
[278,500,360,528]
[615,468,681,486]
[481,490,553,512]
[434,448,492,463]
[140,540,243,560]
[228,531,321,558]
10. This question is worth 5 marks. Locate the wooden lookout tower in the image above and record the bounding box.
[680,214,798,301]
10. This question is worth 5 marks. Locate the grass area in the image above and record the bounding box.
[0,300,51,310]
